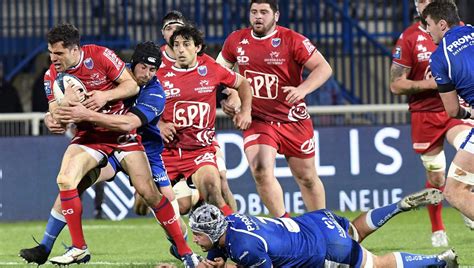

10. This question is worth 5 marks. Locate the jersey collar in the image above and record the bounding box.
[171,62,199,72]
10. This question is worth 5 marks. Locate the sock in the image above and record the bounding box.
[219,204,233,216]
[41,209,67,252]
[60,189,86,249]
[365,203,401,230]
[153,197,191,257]
[426,181,445,232]
[280,212,291,218]
[394,252,446,267]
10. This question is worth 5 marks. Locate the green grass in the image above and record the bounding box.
[1,208,473,267]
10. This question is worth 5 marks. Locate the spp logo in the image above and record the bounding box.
[174,101,211,128]
[244,70,278,99]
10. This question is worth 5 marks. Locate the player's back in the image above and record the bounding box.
[225,213,327,267]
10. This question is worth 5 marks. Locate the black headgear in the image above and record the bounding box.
[130,41,162,71]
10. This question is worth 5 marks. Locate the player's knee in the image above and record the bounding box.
[177,197,192,215]
[56,175,75,190]
[294,174,317,188]
[420,151,446,172]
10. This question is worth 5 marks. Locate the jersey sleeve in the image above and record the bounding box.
[206,247,228,262]
[129,82,166,125]
[97,46,126,82]
[221,31,238,64]
[229,232,272,267]
[43,68,56,103]
[291,31,317,65]
[430,48,453,87]
[392,32,413,68]
[215,63,238,88]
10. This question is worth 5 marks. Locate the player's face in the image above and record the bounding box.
[172,36,201,69]
[162,24,183,46]
[416,0,431,15]
[133,63,157,86]
[192,231,213,251]
[425,16,444,45]
[249,3,279,37]
[48,42,80,72]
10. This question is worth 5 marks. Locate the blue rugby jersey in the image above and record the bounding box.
[207,210,363,267]
[430,25,474,105]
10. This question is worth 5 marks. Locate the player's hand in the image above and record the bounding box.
[283,86,307,104]
[61,83,86,106]
[200,258,226,268]
[83,90,108,111]
[233,109,252,130]
[220,88,241,117]
[158,120,177,143]
[44,112,66,134]
[55,101,92,124]
[426,77,437,90]
[133,192,149,216]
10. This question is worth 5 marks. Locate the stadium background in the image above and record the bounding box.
[0,0,473,221]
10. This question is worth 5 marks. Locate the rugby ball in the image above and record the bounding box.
[53,73,87,104]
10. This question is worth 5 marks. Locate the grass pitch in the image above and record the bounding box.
[1,207,473,267]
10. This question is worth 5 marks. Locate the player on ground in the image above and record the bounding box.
[217,0,332,218]
[157,25,252,217]
[189,189,456,268]
[424,2,474,221]
[389,0,474,247]
[32,24,197,266]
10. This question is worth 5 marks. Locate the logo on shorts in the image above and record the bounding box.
[153,173,169,183]
[194,152,216,165]
[301,138,315,154]
[117,133,138,144]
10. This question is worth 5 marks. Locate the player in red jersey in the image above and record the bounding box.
[42,24,197,266]
[216,0,332,218]
[390,0,474,247]
[157,25,252,217]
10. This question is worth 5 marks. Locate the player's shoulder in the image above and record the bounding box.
[44,65,57,79]
[81,44,108,55]
[226,28,252,42]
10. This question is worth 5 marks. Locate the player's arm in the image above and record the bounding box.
[83,69,139,111]
[230,73,252,130]
[216,52,235,70]
[438,84,471,119]
[389,63,437,95]
[283,51,332,103]
[56,101,142,132]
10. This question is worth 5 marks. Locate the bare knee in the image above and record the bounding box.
[56,174,75,190]
[295,174,317,188]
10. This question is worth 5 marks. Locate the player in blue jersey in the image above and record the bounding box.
[19,41,199,267]
[423,2,474,221]
[190,201,458,268]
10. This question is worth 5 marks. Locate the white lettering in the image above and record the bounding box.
[374,127,402,175]
[350,129,360,175]
[339,188,403,212]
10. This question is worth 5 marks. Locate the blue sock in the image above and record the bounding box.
[394,252,445,267]
[41,209,67,252]
[366,203,401,230]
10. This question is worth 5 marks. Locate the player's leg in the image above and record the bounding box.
[120,151,194,259]
[350,188,443,242]
[245,144,287,217]
[370,248,458,268]
[49,144,103,265]
[446,124,474,229]
[192,164,233,216]
[444,149,474,220]
[215,145,237,210]
[287,155,326,211]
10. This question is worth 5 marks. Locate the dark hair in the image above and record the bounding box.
[130,41,162,71]
[250,0,279,13]
[47,23,80,48]
[161,10,187,29]
[422,2,460,27]
[170,25,206,56]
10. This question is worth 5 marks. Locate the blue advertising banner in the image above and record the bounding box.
[0,125,456,221]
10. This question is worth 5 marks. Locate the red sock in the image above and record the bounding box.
[219,204,233,216]
[153,197,191,257]
[426,181,445,232]
[60,189,86,249]
[280,212,291,218]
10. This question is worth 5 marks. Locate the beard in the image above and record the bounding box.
[251,19,276,37]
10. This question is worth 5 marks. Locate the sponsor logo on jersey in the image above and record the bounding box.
[198,66,208,76]
[236,47,249,65]
[244,70,279,99]
[446,32,474,54]
[196,129,214,145]
[239,39,249,45]
[194,152,216,165]
[103,48,124,70]
[174,101,211,128]
[84,57,94,69]
[271,38,281,47]
[416,35,427,42]
[164,72,176,77]
[163,81,181,98]
[264,51,285,65]
[288,103,310,122]
[44,81,51,96]
[393,46,402,60]
[200,80,209,87]
[302,39,316,54]
[417,44,427,52]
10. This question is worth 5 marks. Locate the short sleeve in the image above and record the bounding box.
[43,68,56,103]
[221,31,238,64]
[129,82,166,125]
[98,46,126,82]
[215,63,238,88]
[392,32,413,68]
[430,48,453,86]
[291,31,317,65]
